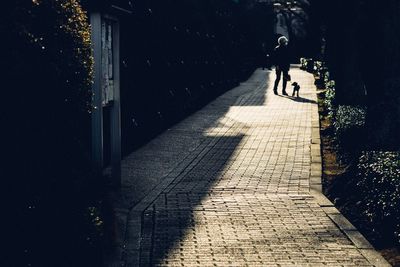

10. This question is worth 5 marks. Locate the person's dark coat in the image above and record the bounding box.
[273,44,290,71]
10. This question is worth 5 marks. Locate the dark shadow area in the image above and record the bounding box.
[278,94,317,104]
[2,3,104,266]
[117,0,276,157]
[114,70,271,210]
[138,135,244,266]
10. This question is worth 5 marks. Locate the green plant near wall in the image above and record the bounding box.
[357,151,400,244]
[8,0,94,161]
[3,1,104,266]
[9,0,94,181]
[332,105,366,152]
[333,105,366,133]
[324,80,336,119]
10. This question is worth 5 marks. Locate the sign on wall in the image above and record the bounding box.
[91,12,121,186]
[102,19,115,106]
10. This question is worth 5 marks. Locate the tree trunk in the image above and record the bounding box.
[358,0,400,149]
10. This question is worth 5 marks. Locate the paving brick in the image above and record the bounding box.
[115,67,387,266]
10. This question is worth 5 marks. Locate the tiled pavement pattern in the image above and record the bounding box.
[113,67,389,266]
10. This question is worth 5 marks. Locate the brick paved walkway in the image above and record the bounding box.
[110,67,389,266]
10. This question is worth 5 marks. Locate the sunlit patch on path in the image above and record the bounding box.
[112,67,389,266]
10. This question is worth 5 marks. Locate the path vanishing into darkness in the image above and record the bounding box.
[108,66,390,266]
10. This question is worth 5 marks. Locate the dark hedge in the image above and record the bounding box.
[2,1,102,266]
[357,151,400,244]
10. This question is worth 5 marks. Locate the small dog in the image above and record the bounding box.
[291,82,300,97]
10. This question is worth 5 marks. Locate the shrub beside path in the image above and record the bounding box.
[109,66,390,266]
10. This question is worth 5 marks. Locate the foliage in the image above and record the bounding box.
[317,63,366,151]
[333,105,366,133]
[317,61,368,155]
[324,84,336,119]
[312,1,400,258]
[318,0,400,149]
[333,105,366,152]
[357,151,400,243]
[300,57,309,69]
[300,57,314,72]
[3,1,103,266]
[313,60,323,73]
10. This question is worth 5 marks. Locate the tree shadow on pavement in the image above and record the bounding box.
[278,94,317,104]
[108,69,271,265]
[116,69,271,209]
[138,135,244,266]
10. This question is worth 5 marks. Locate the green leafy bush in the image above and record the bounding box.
[300,57,310,70]
[333,105,366,132]
[357,151,400,243]
[326,102,366,153]
[324,83,336,119]
[313,60,323,73]
[320,73,366,153]
[332,105,366,151]
[324,71,331,83]
[314,63,328,89]
[300,57,314,72]
[3,1,104,266]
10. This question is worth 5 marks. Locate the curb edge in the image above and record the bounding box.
[310,84,391,267]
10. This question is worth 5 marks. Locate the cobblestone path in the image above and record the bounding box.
[113,67,389,266]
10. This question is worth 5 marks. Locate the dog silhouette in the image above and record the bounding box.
[291,82,300,97]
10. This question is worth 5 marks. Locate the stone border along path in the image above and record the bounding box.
[110,66,390,266]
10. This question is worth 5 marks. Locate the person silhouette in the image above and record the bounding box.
[272,36,290,95]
